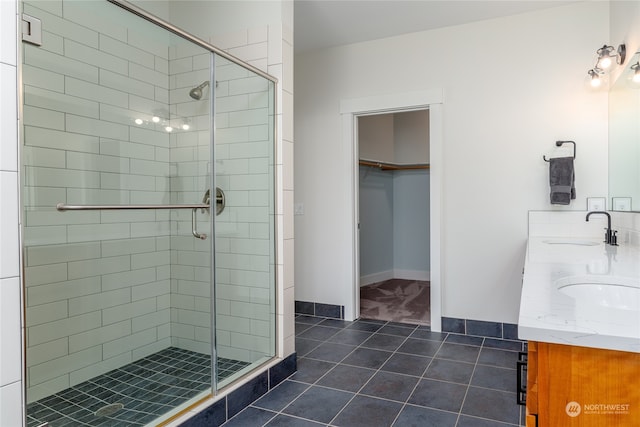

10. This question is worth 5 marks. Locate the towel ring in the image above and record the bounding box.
[543,140,576,162]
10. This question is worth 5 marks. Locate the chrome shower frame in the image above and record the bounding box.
[107,0,277,85]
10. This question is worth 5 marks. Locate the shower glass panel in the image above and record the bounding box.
[212,57,276,388]
[20,1,276,425]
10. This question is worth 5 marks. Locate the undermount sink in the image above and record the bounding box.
[556,276,640,311]
[542,239,600,246]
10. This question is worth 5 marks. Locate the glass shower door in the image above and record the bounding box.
[21,1,214,425]
[212,57,276,388]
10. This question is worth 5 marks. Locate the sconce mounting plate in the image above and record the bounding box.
[618,44,626,65]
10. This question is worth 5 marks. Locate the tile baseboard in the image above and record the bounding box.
[295,302,520,343]
[295,300,344,319]
[442,317,522,342]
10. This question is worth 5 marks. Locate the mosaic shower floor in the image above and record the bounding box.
[26,347,249,427]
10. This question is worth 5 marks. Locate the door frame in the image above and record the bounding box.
[340,89,443,331]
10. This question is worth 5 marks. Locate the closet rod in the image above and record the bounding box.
[359,159,430,171]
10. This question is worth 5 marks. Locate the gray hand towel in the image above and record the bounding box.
[549,157,575,205]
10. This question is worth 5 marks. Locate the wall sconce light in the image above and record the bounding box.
[631,62,640,83]
[587,43,626,88]
[596,44,626,69]
[588,68,604,87]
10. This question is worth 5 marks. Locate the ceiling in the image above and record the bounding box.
[293,0,577,54]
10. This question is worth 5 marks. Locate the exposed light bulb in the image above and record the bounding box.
[134,118,143,125]
[595,45,617,70]
[599,56,612,69]
[152,116,161,123]
[588,68,602,88]
[182,123,190,130]
[165,126,173,132]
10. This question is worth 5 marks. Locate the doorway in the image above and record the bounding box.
[357,110,431,325]
[340,90,443,331]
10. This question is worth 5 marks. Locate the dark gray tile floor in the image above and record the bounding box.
[222,315,526,427]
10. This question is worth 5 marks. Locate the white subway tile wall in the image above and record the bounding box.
[528,210,608,238]
[20,1,212,403]
[167,42,211,357]
[529,211,640,247]
[0,0,22,424]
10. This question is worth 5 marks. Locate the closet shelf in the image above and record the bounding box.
[359,159,430,171]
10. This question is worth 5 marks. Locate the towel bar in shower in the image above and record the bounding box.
[56,203,210,210]
[56,202,211,240]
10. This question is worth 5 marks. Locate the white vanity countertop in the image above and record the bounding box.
[518,237,640,353]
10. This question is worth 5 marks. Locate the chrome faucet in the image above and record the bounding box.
[585,211,618,246]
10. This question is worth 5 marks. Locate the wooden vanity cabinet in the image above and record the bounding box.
[525,341,640,426]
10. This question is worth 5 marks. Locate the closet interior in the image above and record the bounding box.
[358,109,431,325]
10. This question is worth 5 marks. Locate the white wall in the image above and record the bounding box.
[0,0,23,424]
[294,1,610,324]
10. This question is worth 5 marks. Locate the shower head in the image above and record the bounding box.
[189,81,210,100]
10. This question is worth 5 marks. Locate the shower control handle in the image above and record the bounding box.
[215,187,225,216]
[201,188,225,216]
[191,188,225,239]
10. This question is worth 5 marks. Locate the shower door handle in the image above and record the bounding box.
[192,188,224,239]
[56,199,212,240]
[192,208,207,240]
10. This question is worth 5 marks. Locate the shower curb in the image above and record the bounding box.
[179,352,297,426]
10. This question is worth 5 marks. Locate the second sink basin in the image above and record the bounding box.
[556,275,640,311]
[542,239,600,246]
